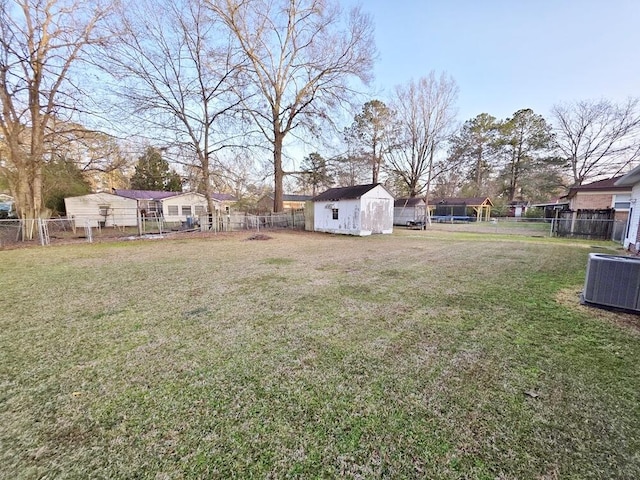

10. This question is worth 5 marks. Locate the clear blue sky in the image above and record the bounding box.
[360,0,640,122]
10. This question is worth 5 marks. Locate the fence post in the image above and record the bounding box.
[85,221,93,243]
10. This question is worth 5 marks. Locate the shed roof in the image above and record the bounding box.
[430,196,493,206]
[394,197,425,207]
[313,183,384,201]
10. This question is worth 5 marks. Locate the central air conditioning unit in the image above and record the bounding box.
[581,253,640,312]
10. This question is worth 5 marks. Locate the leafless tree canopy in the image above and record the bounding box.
[387,72,459,198]
[0,0,111,229]
[102,0,246,212]
[207,0,375,212]
[552,98,640,186]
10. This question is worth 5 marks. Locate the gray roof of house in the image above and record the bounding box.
[394,197,425,207]
[261,194,313,202]
[212,193,237,201]
[567,176,628,196]
[113,189,177,200]
[313,184,381,202]
[283,194,313,202]
[113,189,235,202]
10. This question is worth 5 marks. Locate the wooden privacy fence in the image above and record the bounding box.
[553,209,616,240]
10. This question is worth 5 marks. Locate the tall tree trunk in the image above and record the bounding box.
[372,138,379,184]
[423,149,435,228]
[273,131,284,212]
[201,155,216,215]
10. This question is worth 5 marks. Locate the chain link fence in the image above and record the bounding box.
[0,211,306,249]
[408,216,626,242]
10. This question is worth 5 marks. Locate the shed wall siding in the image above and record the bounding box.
[314,199,363,235]
[312,185,394,236]
[393,205,426,225]
[65,194,138,227]
[361,198,393,234]
[361,186,394,234]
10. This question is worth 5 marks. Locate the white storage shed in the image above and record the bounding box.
[312,184,394,236]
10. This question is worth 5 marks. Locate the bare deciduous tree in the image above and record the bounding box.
[552,98,640,186]
[208,0,375,212]
[387,72,459,199]
[103,0,243,213]
[0,0,111,234]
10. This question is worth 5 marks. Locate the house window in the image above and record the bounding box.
[332,208,339,220]
[194,205,205,216]
[168,205,178,216]
[182,205,192,216]
[613,194,631,211]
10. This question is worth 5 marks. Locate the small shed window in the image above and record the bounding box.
[194,205,205,216]
[332,208,339,220]
[168,205,178,216]
[182,205,192,216]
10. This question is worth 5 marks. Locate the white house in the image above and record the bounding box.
[113,189,211,223]
[160,192,211,222]
[312,183,394,236]
[394,197,426,226]
[615,167,640,251]
[64,193,138,228]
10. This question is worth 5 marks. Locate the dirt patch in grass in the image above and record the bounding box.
[246,233,273,241]
[555,287,640,335]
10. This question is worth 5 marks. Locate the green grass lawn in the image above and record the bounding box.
[1,230,638,479]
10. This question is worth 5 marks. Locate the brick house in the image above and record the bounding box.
[565,177,631,223]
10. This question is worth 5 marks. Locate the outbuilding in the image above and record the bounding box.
[64,193,138,228]
[430,196,493,222]
[394,197,427,226]
[311,183,394,236]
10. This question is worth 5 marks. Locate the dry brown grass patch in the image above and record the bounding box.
[555,287,640,335]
